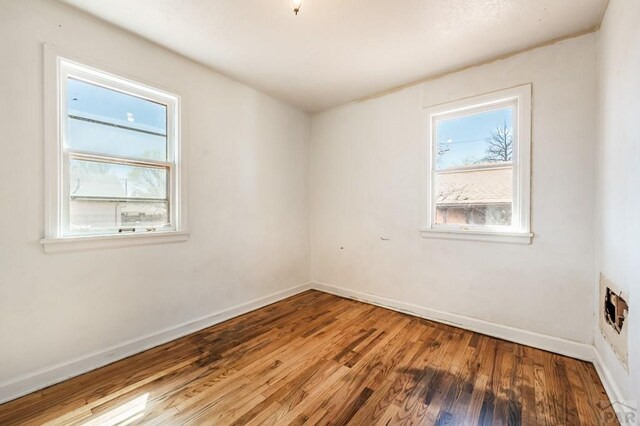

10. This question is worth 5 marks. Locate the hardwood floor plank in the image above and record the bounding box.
[533,360,553,425]
[0,290,613,425]
[345,327,435,425]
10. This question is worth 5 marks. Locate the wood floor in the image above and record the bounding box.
[0,290,616,425]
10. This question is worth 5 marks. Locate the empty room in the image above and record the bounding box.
[0,0,638,424]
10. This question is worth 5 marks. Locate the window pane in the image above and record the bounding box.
[68,118,167,161]
[70,200,169,232]
[435,165,512,226]
[70,159,167,200]
[67,78,167,161]
[436,107,513,170]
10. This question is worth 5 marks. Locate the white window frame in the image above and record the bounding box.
[421,85,532,244]
[41,45,188,253]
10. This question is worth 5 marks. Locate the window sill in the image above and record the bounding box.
[40,231,190,254]
[420,228,532,244]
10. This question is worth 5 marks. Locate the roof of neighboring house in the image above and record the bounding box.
[70,172,127,198]
[436,164,512,206]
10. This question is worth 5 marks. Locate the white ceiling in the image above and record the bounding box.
[60,0,607,113]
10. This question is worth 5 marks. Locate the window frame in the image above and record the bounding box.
[42,45,188,253]
[421,85,532,244]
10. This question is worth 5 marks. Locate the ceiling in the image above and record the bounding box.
[60,0,607,113]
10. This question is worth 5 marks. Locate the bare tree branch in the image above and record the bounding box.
[482,122,512,162]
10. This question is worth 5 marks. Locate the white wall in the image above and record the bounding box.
[0,0,310,400]
[595,0,640,404]
[311,35,598,346]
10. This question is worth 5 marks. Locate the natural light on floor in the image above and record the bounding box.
[82,393,148,426]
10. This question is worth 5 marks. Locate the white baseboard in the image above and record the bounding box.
[311,281,595,362]
[593,347,626,405]
[0,282,312,405]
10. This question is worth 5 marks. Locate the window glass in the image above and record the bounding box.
[434,167,512,226]
[67,78,167,161]
[434,106,514,227]
[70,200,168,232]
[69,159,169,232]
[69,159,167,200]
[435,107,513,170]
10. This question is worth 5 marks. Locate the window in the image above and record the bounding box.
[42,49,187,252]
[422,85,532,244]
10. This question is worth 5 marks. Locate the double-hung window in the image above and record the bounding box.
[422,85,532,244]
[43,50,187,252]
